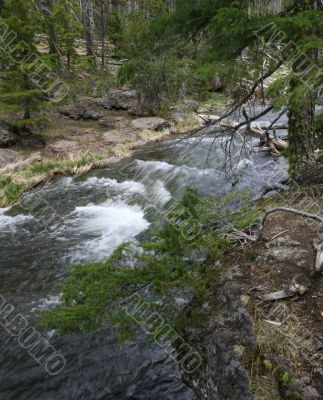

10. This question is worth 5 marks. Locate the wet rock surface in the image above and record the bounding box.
[183,271,255,400]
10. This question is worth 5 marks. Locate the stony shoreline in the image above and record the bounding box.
[0,92,213,207]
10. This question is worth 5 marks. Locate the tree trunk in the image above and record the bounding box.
[100,0,106,68]
[23,73,31,121]
[287,0,317,178]
[81,0,94,56]
[47,0,58,54]
[48,24,58,54]
[288,79,316,177]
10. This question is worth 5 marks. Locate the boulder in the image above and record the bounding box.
[99,116,131,130]
[58,105,86,120]
[99,89,138,111]
[131,117,169,131]
[58,104,104,121]
[102,130,124,145]
[44,140,80,156]
[0,149,23,168]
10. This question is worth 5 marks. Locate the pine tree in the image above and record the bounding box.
[123,0,322,177]
[51,0,82,70]
[0,0,51,128]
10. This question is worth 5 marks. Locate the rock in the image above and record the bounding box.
[172,99,199,113]
[99,116,131,130]
[210,75,223,92]
[0,126,16,148]
[44,140,80,156]
[102,130,124,145]
[82,110,105,120]
[220,266,243,283]
[191,247,209,265]
[58,105,86,120]
[99,89,138,111]
[266,235,301,248]
[0,152,41,174]
[59,103,104,121]
[258,236,308,267]
[0,149,23,168]
[131,117,169,131]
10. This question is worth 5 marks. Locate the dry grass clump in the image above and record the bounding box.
[249,302,316,399]
[0,153,105,207]
[252,375,280,400]
[139,129,171,142]
[170,114,202,134]
[256,318,315,363]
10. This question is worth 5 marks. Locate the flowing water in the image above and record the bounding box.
[0,115,289,400]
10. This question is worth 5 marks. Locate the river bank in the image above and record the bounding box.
[0,113,322,399]
[0,121,290,400]
[178,185,323,400]
[0,90,231,207]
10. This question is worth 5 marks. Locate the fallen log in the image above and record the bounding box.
[260,283,308,301]
[313,240,323,273]
[198,114,288,155]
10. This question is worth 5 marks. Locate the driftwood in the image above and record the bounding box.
[260,283,308,301]
[313,240,323,273]
[198,114,288,155]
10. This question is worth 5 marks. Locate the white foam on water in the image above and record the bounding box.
[235,158,255,175]
[135,159,215,177]
[135,159,174,173]
[31,294,63,312]
[150,180,172,206]
[69,200,150,263]
[0,207,32,232]
[81,176,147,200]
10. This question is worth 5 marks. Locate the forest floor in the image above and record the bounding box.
[185,185,323,400]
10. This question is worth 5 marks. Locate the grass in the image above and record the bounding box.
[249,302,314,400]
[139,129,171,142]
[198,93,230,111]
[170,113,202,134]
[0,176,22,204]
[0,154,107,207]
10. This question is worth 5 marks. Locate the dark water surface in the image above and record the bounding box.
[0,121,288,400]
